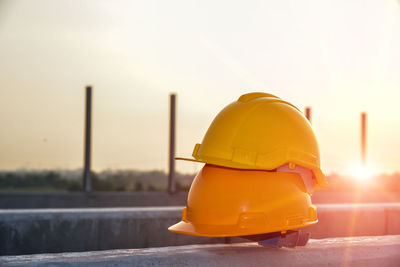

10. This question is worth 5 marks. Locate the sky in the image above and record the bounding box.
[0,0,399,175]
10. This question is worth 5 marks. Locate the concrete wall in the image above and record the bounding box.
[0,192,188,209]
[1,191,399,209]
[1,203,399,256]
[309,204,392,238]
[0,207,224,256]
[1,235,400,267]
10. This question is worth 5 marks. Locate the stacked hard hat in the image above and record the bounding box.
[169,92,326,246]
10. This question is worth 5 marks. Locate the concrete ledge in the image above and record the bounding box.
[1,203,399,255]
[1,235,400,267]
[0,192,188,209]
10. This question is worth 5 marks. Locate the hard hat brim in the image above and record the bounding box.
[168,219,317,238]
[175,157,203,163]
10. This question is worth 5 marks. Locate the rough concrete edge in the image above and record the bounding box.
[1,235,400,267]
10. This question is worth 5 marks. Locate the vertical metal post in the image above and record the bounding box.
[305,107,312,123]
[83,85,92,192]
[361,112,367,166]
[168,94,176,194]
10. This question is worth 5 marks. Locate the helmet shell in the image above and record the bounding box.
[168,164,318,237]
[177,92,326,186]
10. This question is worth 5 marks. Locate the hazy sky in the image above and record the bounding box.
[0,0,399,174]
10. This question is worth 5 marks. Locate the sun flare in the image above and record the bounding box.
[352,165,372,181]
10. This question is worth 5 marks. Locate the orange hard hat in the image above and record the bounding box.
[168,164,317,237]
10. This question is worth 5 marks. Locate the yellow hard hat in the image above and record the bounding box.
[168,164,318,237]
[176,92,326,186]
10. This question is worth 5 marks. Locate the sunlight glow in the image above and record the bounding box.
[352,165,372,181]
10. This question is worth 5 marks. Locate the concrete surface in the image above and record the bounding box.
[1,191,399,209]
[1,235,400,267]
[1,203,400,256]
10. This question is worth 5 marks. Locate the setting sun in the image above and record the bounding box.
[352,165,372,181]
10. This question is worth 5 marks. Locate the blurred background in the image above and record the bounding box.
[1,0,400,193]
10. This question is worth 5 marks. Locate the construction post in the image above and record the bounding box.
[83,85,92,192]
[305,107,312,123]
[168,93,176,194]
[361,112,367,166]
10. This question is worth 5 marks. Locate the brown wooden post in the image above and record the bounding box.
[168,94,176,194]
[83,85,92,192]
